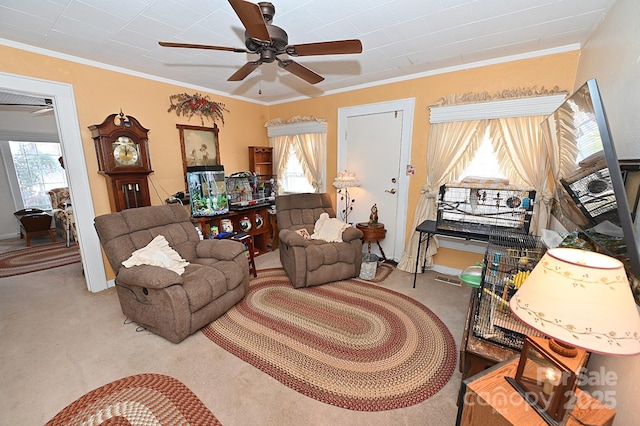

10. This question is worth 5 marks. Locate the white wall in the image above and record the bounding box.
[574,0,640,424]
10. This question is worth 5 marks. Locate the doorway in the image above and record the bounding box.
[0,71,107,292]
[337,99,415,262]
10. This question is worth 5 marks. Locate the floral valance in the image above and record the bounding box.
[431,85,567,107]
[265,116,327,137]
[429,86,568,123]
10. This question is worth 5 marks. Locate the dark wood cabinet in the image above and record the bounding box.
[192,205,270,255]
[248,146,273,177]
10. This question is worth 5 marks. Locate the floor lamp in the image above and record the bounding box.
[332,170,360,224]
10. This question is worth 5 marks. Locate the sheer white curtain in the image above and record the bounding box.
[266,117,327,193]
[271,135,290,179]
[293,132,326,191]
[492,116,553,235]
[397,120,486,272]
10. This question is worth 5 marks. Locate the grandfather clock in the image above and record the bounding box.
[89,111,153,212]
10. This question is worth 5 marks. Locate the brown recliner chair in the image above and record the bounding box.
[94,204,249,343]
[276,193,363,288]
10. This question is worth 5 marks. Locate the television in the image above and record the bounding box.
[187,165,229,217]
[541,78,640,285]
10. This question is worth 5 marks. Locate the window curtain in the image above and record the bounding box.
[491,115,553,235]
[266,117,327,193]
[292,133,325,191]
[271,134,290,180]
[397,87,567,274]
[396,120,486,272]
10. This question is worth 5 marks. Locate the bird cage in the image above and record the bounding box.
[472,234,547,351]
[436,184,536,236]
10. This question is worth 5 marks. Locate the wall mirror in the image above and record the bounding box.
[541,78,640,302]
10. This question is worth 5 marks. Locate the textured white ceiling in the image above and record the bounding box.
[0,0,616,104]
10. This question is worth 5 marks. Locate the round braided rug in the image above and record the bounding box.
[45,374,221,425]
[203,268,457,411]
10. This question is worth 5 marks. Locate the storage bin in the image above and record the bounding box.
[359,253,379,280]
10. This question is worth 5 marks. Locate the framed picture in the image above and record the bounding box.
[177,124,220,176]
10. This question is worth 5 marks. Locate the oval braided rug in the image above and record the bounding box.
[0,242,80,278]
[203,268,456,411]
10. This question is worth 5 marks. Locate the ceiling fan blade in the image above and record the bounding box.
[228,61,262,81]
[159,41,248,53]
[286,40,363,56]
[228,0,271,42]
[277,59,324,84]
[32,107,53,116]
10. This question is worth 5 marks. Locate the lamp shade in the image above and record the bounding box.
[510,247,640,355]
[332,170,360,189]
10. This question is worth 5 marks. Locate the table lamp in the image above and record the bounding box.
[332,170,360,223]
[508,247,640,425]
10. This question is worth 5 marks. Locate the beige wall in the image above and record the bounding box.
[0,44,579,272]
[0,44,270,218]
[571,1,640,424]
[1,43,578,253]
[268,52,580,266]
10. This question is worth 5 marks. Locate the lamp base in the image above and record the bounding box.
[549,339,578,358]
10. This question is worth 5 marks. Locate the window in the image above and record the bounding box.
[280,145,314,193]
[9,141,66,210]
[458,130,506,181]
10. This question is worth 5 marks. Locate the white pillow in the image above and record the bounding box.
[122,235,190,275]
[310,213,350,243]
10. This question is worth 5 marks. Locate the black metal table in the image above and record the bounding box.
[412,220,491,288]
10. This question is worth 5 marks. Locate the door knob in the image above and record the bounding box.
[385,188,397,194]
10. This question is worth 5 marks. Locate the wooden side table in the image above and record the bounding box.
[229,233,257,278]
[356,222,387,261]
[14,209,56,247]
[457,357,615,426]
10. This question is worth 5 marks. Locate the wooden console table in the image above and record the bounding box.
[192,205,271,255]
[457,357,615,426]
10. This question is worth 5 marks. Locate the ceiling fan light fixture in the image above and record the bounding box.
[159,0,363,85]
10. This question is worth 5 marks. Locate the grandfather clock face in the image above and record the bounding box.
[89,113,153,212]
[112,136,142,167]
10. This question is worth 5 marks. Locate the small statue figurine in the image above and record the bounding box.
[369,204,379,225]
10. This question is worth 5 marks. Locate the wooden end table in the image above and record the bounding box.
[356,222,387,261]
[457,357,615,426]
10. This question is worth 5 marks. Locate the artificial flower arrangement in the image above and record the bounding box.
[167,92,229,125]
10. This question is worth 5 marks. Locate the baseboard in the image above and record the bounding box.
[0,232,20,240]
[430,264,463,277]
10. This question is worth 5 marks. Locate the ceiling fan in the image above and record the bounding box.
[159,0,363,85]
[0,97,53,115]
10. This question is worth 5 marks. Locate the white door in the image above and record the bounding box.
[337,99,415,262]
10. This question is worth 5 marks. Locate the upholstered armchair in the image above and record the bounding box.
[94,204,249,343]
[48,187,77,245]
[276,193,363,288]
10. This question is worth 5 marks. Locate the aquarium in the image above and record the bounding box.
[187,166,229,217]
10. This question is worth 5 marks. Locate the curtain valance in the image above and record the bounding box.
[429,86,567,123]
[266,116,326,137]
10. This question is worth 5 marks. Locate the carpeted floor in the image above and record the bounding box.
[0,249,472,425]
[204,268,457,411]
